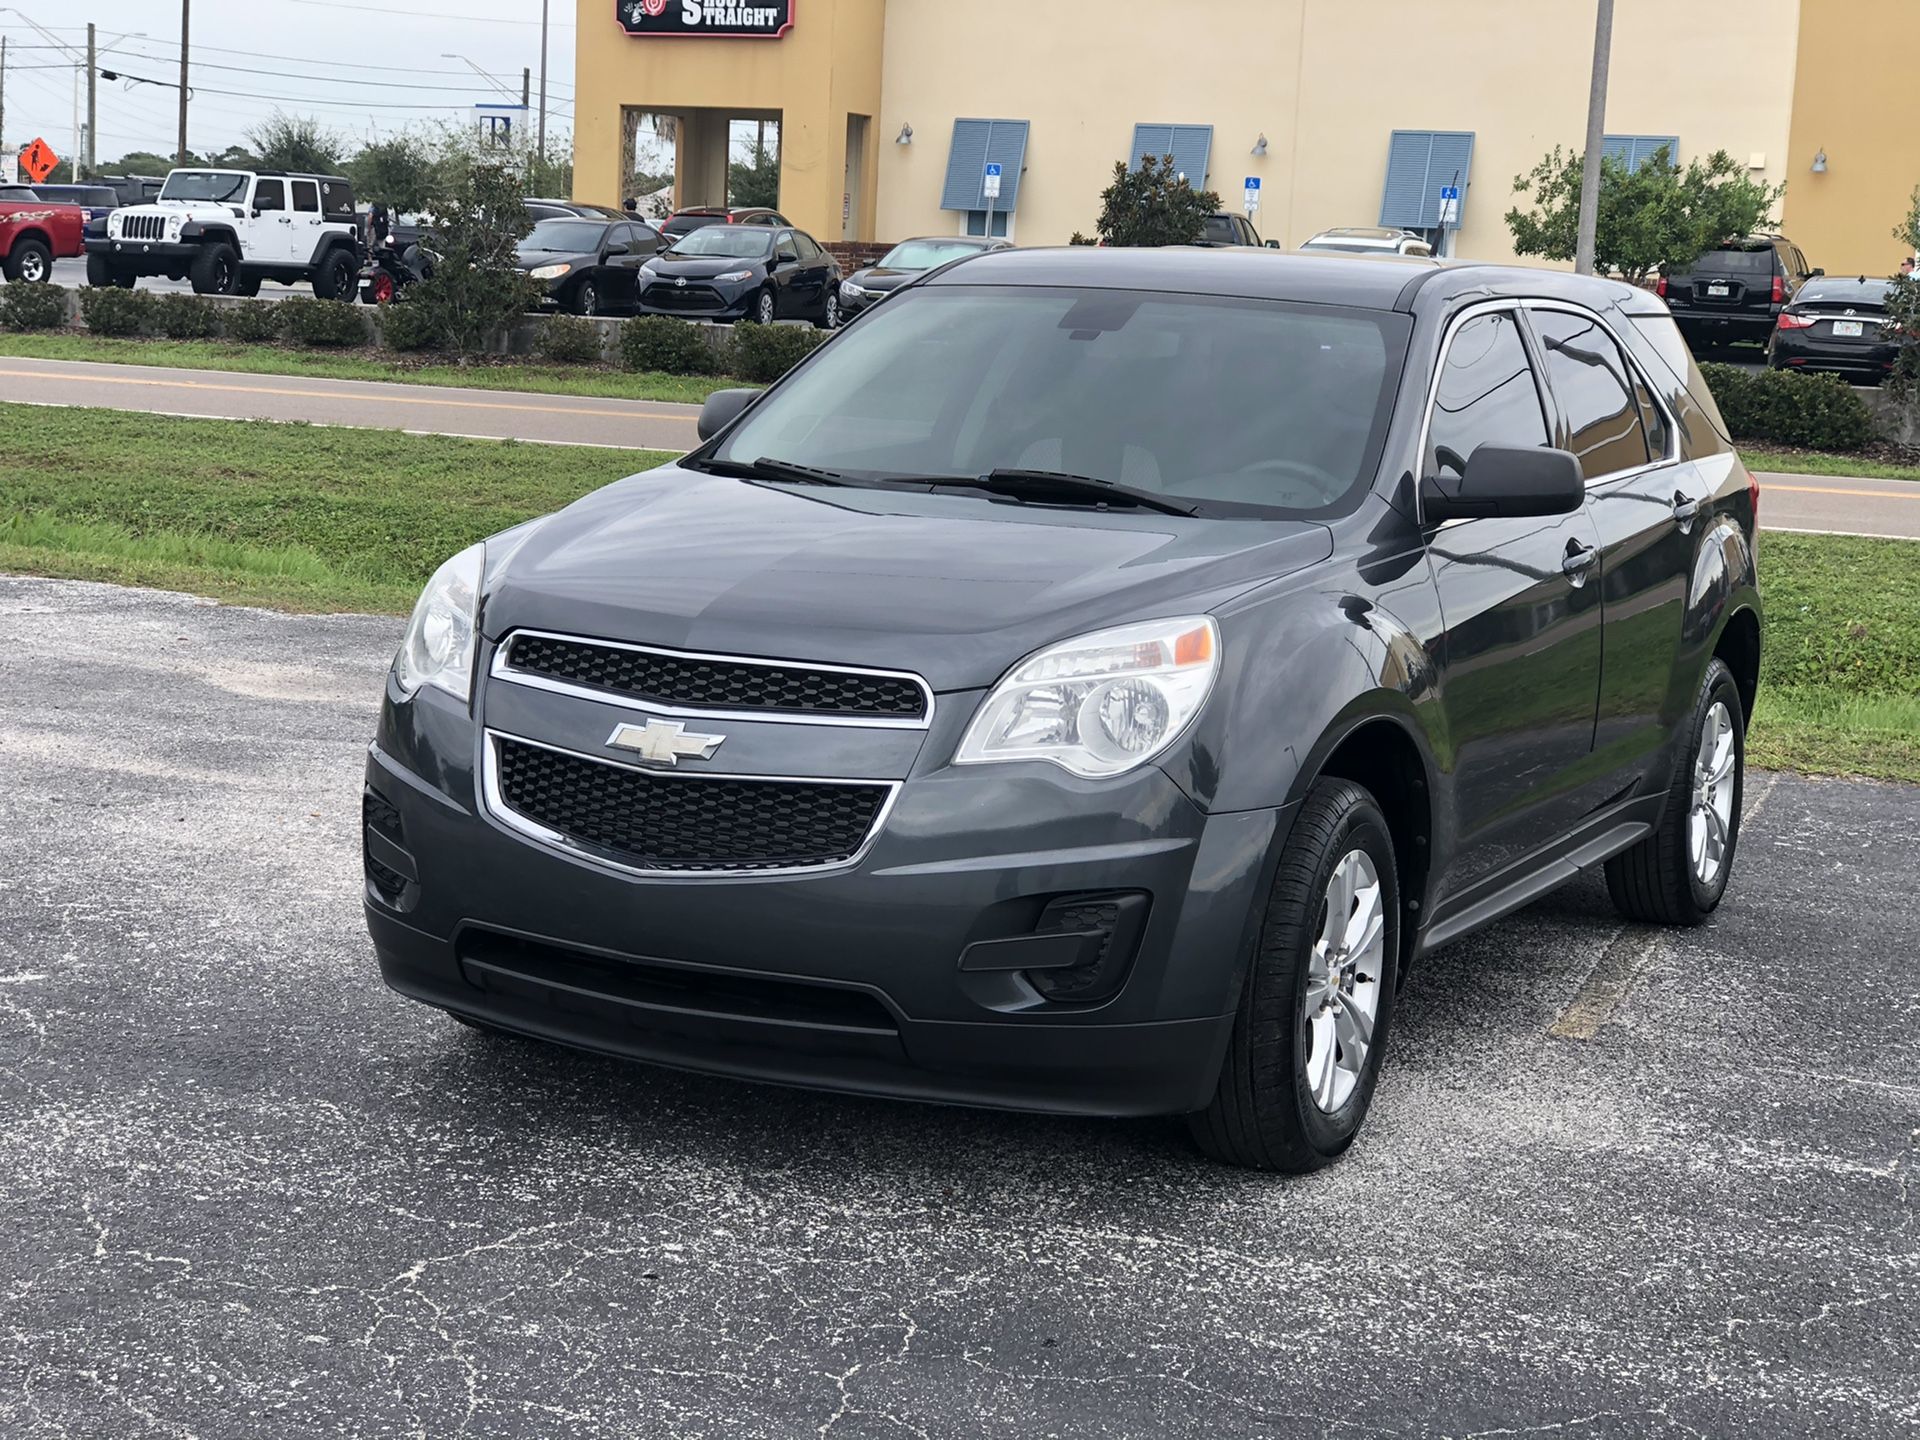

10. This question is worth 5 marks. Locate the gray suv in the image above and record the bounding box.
[365,248,1761,1170]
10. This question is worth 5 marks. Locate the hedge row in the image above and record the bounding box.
[618,315,823,381]
[1698,362,1876,451]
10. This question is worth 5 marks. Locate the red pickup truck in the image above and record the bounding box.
[0,188,87,284]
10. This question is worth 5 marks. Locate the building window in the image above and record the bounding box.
[941,118,1031,218]
[1603,135,1679,171]
[1380,129,1475,237]
[963,211,1012,239]
[1126,124,1214,188]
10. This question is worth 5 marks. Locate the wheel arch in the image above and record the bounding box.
[1712,604,1762,723]
[7,225,54,255]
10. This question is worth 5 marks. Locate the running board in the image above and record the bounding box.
[1417,820,1651,957]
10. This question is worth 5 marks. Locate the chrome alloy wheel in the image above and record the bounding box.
[1689,700,1737,887]
[1302,849,1386,1113]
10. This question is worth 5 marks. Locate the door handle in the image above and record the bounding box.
[1562,541,1599,583]
[1671,492,1702,528]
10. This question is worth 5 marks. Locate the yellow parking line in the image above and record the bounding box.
[0,366,701,424]
[1764,483,1920,501]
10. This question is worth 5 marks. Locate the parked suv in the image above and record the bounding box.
[88,168,362,297]
[365,249,1761,1172]
[31,183,120,226]
[1659,235,1819,347]
[1198,212,1277,248]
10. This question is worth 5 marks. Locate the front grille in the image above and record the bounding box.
[643,283,724,311]
[492,737,890,873]
[119,214,165,241]
[504,632,928,722]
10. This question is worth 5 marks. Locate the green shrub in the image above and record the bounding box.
[0,281,69,331]
[278,297,369,348]
[620,315,716,375]
[78,286,155,337]
[219,300,282,342]
[376,298,441,352]
[536,313,607,365]
[150,293,221,340]
[1700,362,1873,451]
[727,322,824,384]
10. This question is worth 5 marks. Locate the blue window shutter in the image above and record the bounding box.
[1129,124,1212,187]
[1603,134,1680,171]
[1380,130,1474,229]
[942,118,1031,213]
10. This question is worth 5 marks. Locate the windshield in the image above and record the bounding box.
[713,286,1409,515]
[158,171,249,203]
[519,219,608,253]
[879,240,986,270]
[1798,279,1890,305]
[667,226,774,259]
[1301,241,1390,253]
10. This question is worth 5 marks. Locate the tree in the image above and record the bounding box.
[1087,153,1220,248]
[1506,146,1783,285]
[246,113,346,175]
[1886,181,1920,410]
[350,134,438,211]
[728,137,779,210]
[103,149,196,175]
[403,160,542,359]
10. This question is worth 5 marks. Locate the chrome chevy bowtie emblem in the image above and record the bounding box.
[606,719,725,766]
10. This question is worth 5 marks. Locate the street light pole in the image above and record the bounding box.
[1574,0,1615,276]
[536,0,549,165]
[85,22,95,176]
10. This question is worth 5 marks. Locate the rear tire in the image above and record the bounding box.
[4,237,52,283]
[1605,657,1746,926]
[1189,778,1401,1172]
[819,290,840,330]
[311,248,356,300]
[188,242,238,295]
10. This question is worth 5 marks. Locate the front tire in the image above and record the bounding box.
[748,286,776,325]
[1605,657,1746,925]
[1189,779,1401,1172]
[188,242,238,295]
[231,274,262,298]
[570,278,599,316]
[4,237,52,283]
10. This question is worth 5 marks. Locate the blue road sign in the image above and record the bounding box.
[1244,176,1261,191]
[984,163,1002,178]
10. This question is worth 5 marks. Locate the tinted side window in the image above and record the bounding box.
[1632,370,1671,462]
[1531,309,1650,479]
[1427,310,1549,481]
[253,179,285,211]
[291,180,320,213]
[632,224,661,252]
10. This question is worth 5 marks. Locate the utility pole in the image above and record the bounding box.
[84,22,95,177]
[1,36,8,158]
[1574,0,1614,276]
[176,0,189,165]
[536,0,549,164]
[520,65,528,109]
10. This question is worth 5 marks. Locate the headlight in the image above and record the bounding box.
[713,268,755,283]
[955,617,1219,778]
[529,262,571,280]
[840,281,866,300]
[395,543,484,701]
[165,216,184,240]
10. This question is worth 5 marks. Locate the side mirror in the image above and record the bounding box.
[1264,238,1282,250]
[604,240,629,256]
[1809,266,1825,278]
[1421,445,1583,524]
[696,387,760,441]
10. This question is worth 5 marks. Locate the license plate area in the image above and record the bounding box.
[1706,282,1731,297]
[1832,320,1865,337]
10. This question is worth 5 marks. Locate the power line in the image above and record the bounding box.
[286,0,574,25]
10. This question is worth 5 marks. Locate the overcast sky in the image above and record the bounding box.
[0,0,578,163]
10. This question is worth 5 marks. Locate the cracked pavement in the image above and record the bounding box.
[1,576,1915,1439]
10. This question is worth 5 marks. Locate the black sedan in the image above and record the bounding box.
[1766,276,1901,383]
[636,223,840,327]
[515,217,663,315]
[837,235,1009,319]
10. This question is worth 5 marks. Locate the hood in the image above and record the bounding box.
[647,251,769,280]
[849,266,916,291]
[515,248,596,269]
[120,201,240,223]
[481,466,1333,691]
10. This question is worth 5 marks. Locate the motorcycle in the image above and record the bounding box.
[358,205,435,304]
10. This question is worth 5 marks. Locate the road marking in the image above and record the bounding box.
[0,366,702,426]
[1550,926,1662,1041]
[1763,483,1920,502]
[1742,772,1781,826]
[1762,525,1916,541]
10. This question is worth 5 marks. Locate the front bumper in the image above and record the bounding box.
[636,280,756,319]
[86,236,195,271]
[362,670,1287,1116]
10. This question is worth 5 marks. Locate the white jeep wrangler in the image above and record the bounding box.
[87,168,362,299]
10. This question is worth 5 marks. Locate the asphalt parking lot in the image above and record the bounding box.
[1,576,1914,1439]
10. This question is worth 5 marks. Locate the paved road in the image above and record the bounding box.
[0,354,703,452]
[47,257,268,298]
[0,575,1914,1438]
[1760,470,1920,539]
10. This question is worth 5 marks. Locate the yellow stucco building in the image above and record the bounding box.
[574,0,1920,277]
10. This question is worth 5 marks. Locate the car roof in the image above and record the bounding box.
[918,246,1646,314]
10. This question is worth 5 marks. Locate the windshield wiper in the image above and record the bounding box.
[688,455,854,487]
[928,468,1200,517]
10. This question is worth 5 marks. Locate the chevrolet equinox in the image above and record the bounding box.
[364,248,1762,1172]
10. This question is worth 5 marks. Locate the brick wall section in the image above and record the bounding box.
[824,241,893,273]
